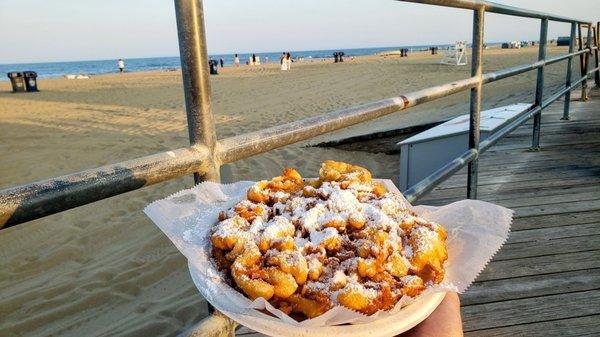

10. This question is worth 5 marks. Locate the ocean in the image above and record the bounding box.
[0,45,456,80]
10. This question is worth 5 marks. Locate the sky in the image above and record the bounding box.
[0,0,597,64]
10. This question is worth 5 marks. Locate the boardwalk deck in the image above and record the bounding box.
[417,86,600,336]
[236,87,600,336]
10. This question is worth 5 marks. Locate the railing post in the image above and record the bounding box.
[531,18,548,151]
[467,7,484,200]
[595,22,600,86]
[578,24,584,84]
[582,24,593,101]
[174,0,221,319]
[562,22,577,120]
[175,0,221,184]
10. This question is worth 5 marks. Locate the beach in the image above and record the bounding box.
[0,45,576,337]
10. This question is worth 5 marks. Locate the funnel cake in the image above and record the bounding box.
[211,161,447,319]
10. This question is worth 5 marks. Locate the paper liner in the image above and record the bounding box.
[144,179,512,336]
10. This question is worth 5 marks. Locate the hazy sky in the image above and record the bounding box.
[0,0,597,64]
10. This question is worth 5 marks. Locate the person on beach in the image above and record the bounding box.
[286,52,292,70]
[234,54,240,67]
[280,52,288,71]
[219,58,224,68]
[117,59,125,73]
[251,54,257,66]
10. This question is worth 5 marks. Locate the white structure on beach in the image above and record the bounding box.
[440,41,467,66]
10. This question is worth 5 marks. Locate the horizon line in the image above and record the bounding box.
[0,40,526,66]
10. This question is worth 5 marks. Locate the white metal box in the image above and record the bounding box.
[398,103,532,191]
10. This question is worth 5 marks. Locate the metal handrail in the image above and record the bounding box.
[0,0,598,229]
[397,0,591,24]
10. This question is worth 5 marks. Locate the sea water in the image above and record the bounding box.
[0,45,457,80]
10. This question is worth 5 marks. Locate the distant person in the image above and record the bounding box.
[208,59,218,75]
[286,52,292,70]
[219,58,224,68]
[265,56,269,64]
[251,53,257,66]
[234,54,240,67]
[280,52,288,71]
[117,59,125,73]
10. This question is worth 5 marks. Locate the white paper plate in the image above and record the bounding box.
[189,263,446,337]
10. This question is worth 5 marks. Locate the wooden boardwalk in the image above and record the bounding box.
[237,87,600,336]
[418,86,600,336]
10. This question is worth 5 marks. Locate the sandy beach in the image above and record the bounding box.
[0,45,577,336]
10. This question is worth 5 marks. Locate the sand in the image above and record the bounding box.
[0,46,577,336]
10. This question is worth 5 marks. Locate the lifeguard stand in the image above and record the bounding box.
[440,41,467,65]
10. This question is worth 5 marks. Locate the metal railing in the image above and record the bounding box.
[0,0,598,334]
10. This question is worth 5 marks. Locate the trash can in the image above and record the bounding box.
[23,71,39,92]
[7,72,26,93]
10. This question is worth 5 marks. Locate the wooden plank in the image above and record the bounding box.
[461,289,600,331]
[490,138,600,152]
[441,166,600,189]
[507,223,600,244]
[464,152,600,173]
[504,128,600,140]
[512,199,600,218]
[462,268,600,306]
[510,210,600,231]
[477,250,600,282]
[424,191,600,217]
[500,127,600,140]
[464,314,600,337]
[436,173,600,195]
[419,175,600,204]
[503,123,600,136]
[483,140,600,156]
[496,191,600,210]
[474,150,600,168]
[458,161,600,179]
[507,120,600,130]
[474,155,600,174]
[494,234,600,261]
[420,183,600,209]
[477,148,600,165]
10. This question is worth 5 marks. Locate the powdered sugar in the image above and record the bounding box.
[310,227,339,247]
[210,174,451,318]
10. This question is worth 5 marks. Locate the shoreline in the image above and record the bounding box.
[1,42,529,81]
